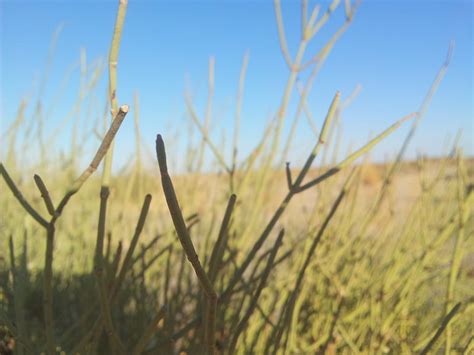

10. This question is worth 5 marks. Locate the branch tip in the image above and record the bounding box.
[155,134,168,174]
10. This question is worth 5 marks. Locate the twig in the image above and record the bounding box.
[285,162,293,190]
[208,194,237,284]
[185,94,231,173]
[231,51,250,189]
[54,105,129,219]
[196,57,215,172]
[310,0,341,38]
[132,305,167,355]
[156,134,217,354]
[228,229,284,353]
[272,169,355,353]
[419,302,461,355]
[0,164,49,228]
[298,112,415,192]
[103,0,128,187]
[33,174,56,216]
[111,194,152,297]
[274,0,293,70]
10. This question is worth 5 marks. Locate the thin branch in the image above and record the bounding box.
[33,174,55,216]
[298,112,416,192]
[156,134,217,354]
[184,94,231,173]
[196,56,215,172]
[132,305,167,355]
[296,81,319,136]
[274,0,293,70]
[93,186,125,354]
[301,0,362,73]
[103,0,128,186]
[305,5,320,40]
[130,234,162,266]
[344,0,352,21]
[43,224,56,355]
[111,194,152,297]
[394,41,454,168]
[318,295,345,354]
[301,0,308,38]
[54,105,129,219]
[272,169,354,353]
[107,240,123,290]
[219,93,340,305]
[0,164,49,228]
[293,91,340,187]
[285,162,293,190]
[208,194,237,285]
[419,302,461,355]
[232,51,250,174]
[310,0,341,38]
[228,229,284,353]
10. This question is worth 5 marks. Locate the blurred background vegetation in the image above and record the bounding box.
[1,0,473,354]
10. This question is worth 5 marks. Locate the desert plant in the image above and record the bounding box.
[1,1,472,354]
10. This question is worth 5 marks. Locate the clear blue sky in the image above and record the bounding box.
[1,0,472,170]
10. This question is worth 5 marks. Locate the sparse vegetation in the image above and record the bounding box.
[1,1,473,354]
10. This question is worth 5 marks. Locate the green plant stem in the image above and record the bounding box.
[420,303,461,355]
[33,174,56,216]
[103,0,128,187]
[228,229,284,353]
[111,194,152,297]
[0,164,49,228]
[208,194,237,285]
[132,306,167,355]
[43,224,55,355]
[54,105,128,219]
[272,169,355,353]
[156,134,217,355]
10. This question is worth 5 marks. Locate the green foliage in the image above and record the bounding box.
[1,1,473,354]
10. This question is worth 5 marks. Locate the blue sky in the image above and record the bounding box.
[1,0,472,170]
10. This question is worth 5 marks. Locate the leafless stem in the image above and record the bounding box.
[156,134,217,354]
[0,164,49,228]
[285,162,293,190]
[33,175,56,216]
